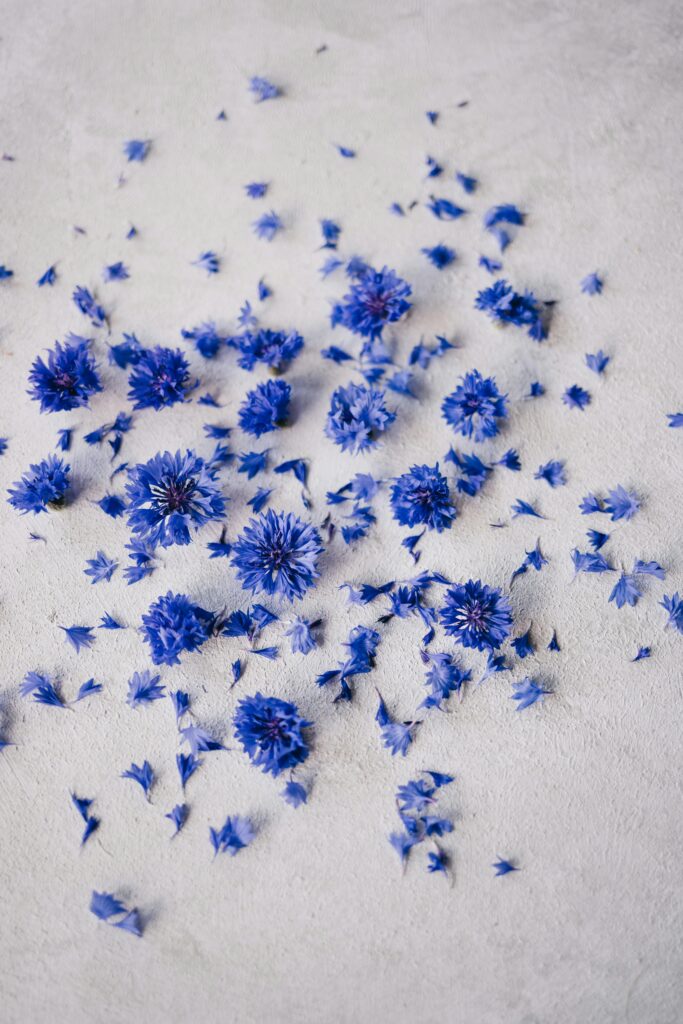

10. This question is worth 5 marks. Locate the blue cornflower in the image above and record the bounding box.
[244,181,268,198]
[511,628,534,659]
[126,670,165,708]
[331,265,412,339]
[281,779,307,808]
[125,450,226,548]
[252,211,283,241]
[325,382,396,454]
[231,509,323,602]
[440,579,513,651]
[320,219,341,249]
[72,286,107,327]
[181,322,224,359]
[420,652,470,709]
[585,350,610,375]
[335,144,356,158]
[661,593,683,633]
[37,265,57,287]
[234,692,311,777]
[238,379,291,437]
[0,265,13,280]
[103,261,129,282]
[426,156,444,178]
[587,529,610,550]
[123,139,151,162]
[376,696,419,757]
[421,244,456,269]
[426,196,466,220]
[668,413,683,428]
[193,251,220,274]
[483,204,524,229]
[249,76,281,102]
[210,815,256,856]
[563,385,591,410]
[475,279,544,340]
[8,455,71,514]
[109,333,142,368]
[580,272,603,295]
[605,485,640,521]
[83,551,118,584]
[127,347,194,410]
[609,573,641,609]
[28,336,102,414]
[235,328,304,372]
[284,617,318,655]
[456,171,477,193]
[534,460,566,488]
[390,464,455,532]
[442,370,508,442]
[0,438,7,456]
[141,592,214,666]
[492,858,519,876]
[510,677,551,710]
[479,255,502,274]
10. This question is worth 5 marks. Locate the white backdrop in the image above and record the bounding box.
[1,1,682,1022]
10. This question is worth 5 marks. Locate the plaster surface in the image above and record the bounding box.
[0,2,682,1022]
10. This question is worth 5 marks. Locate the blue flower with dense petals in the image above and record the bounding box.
[127,346,194,410]
[125,450,225,548]
[234,692,311,777]
[475,278,544,340]
[8,455,71,514]
[234,328,304,372]
[238,379,291,437]
[141,591,213,666]
[28,336,102,414]
[231,509,323,602]
[440,579,513,651]
[325,382,396,454]
[442,370,508,442]
[390,464,455,532]
[331,265,412,339]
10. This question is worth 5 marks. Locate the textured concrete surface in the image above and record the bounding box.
[1,1,682,1022]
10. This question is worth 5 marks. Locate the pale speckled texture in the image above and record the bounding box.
[1,1,682,1022]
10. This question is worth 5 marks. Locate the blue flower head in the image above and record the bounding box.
[235,328,304,372]
[440,579,513,651]
[390,464,455,532]
[28,336,102,414]
[442,370,508,442]
[238,379,291,437]
[475,279,544,340]
[126,450,226,548]
[127,347,194,410]
[325,382,396,454]
[421,244,456,270]
[141,592,213,666]
[8,455,71,514]
[331,265,412,339]
[231,509,323,602]
[233,692,311,777]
